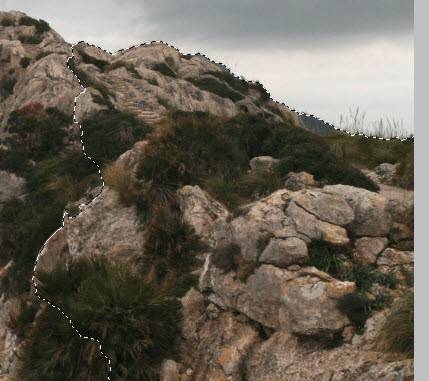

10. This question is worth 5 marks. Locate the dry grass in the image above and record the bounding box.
[376,291,414,357]
[103,162,140,205]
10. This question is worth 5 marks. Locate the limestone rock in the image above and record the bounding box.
[249,156,279,175]
[353,237,389,265]
[0,170,25,206]
[293,189,354,226]
[202,264,354,336]
[374,162,399,184]
[36,187,145,273]
[284,171,318,191]
[177,185,230,247]
[376,248,414,276]
[323,184,391,237]
[259,237,308,267]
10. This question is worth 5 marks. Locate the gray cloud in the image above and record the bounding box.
[140,0,413,48]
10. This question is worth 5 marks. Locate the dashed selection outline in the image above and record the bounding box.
[29,38,415,381]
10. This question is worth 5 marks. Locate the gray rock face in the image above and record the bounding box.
[376,248,414,277]
[259,237,308,267]
[374,162,399,184]
[353,237,389,265]
[323,184,391,237]
[249,156,279,175]
[201,264,354,336]
[0,170,25,206]
[37,187,145,273]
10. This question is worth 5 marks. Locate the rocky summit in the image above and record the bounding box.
[0,11,414,381]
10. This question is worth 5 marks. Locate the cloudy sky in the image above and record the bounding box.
[2,0,414,134]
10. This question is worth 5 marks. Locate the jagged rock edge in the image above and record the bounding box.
[28,37,414,381]
[31,42,112,380]
[72,38,413,142]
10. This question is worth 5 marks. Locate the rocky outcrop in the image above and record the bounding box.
[0,171,25,207]
[36,187,146,273]
[284,171,318,191]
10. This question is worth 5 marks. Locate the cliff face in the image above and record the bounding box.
[0,12,414,381]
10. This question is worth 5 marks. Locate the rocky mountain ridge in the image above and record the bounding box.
[0,11,414,381]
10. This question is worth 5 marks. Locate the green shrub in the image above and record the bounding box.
[19,307,109,381]
[103,162,140,206]
[396,147,414,189]
[190,77,244,102]
[204,175,241,210]
[1,16,14,27]
[82,109,152,164]
[152,62,176,78]
[377,291,413,357]
[79,49,109,71]
[18,16,50,34]
[143,207,207,280]
[20,56,31,68]
[18,34,43,44]
[31,257,182,380]
[147,77,159,86]
[205,71,270,101]
[1,76,17,97]
[338,292,372,330]
[105,61,141,78]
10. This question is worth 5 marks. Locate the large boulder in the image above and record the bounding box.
[201,264,355,337]
[0,170,25,206]
[323,185,391,237]
[353,237,389,265]
[249,156,279,175]
[259,237,309,268]
[284,171,318,191]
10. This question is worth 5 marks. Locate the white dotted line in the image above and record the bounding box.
[72,39,413,142]
[30,38,414,381]
[31,42,111,379]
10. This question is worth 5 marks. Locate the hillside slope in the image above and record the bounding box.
[0,12,414,381]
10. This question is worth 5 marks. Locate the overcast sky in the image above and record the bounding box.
[1,0,414,134]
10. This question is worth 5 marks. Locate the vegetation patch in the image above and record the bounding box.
[377,290,414,357]
[26,256,182,380]
[82,109,152,165]
[18,34,43,45]
[18,16,50,34]
[20,56,31,68]
[152,62,177,78]
[0,76,17,98]
[104,60,142,78]
[78,49,109,71]
[190,77,245,102]
[1,16,14,27]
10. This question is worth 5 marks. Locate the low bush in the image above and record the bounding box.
[143,207,207,280]
[78,49,109,71]
[338,292,372,330]
[20,56,31,68]
[1,16,14,27]
[82,109,152,164]
[190,77,244,102]
[1,76,17,98]
[18,16,50,34]
[152,62,176,78]
[377,291,413,357]
[18,34,43,45]
[31,256,182,380]
[105,61,141,78]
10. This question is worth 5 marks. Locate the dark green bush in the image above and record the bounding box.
[1,16,14,27]
[143,207,207,280]
[20,56,31,68]
[190,77,244,102]
[82,109,152,164]
[152,62,176,78]
[18,16,50,34]
[338,292,372,330]
[105,61,141,78]
[18,34,43,44]
[35,51,52,61]
[1,76,17,97]
[32,257,182,380]
[205,71,270,101]
[79,49,109,71]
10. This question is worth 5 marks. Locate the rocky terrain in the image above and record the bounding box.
[0,11,414,381]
